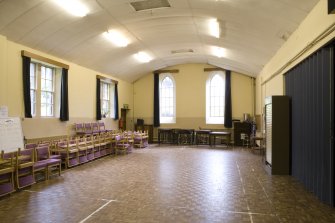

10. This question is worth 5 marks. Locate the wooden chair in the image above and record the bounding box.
[35,145,61,179]
[84,135,95,161]
[56,139,79,169]
[15,148,36,188]
[75,123,86,135]
[92,134,102,158]
[115,134,133,155]
[0,151,15,197]
[133,131,148,148]
[76,136,88,164]
[84,123,93,135]
[98,133,108,156]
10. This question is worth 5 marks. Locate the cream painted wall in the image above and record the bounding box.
[0,35,133,139]
[256,0,335,115]
[133,63,254,130]
[0,35,7,107]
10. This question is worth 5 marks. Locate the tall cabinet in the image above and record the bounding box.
[265,96,290,175]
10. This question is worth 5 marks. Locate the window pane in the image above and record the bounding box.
[101,82,111,116]
[160,76,175,122]
[41,92,46,104]
[46,80,53,91]
[41,104,46,116]
[41,66,46,79]
[46,68,53,80]
[207,73,225,123]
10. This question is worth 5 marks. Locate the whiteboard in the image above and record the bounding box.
[0,117,25,152]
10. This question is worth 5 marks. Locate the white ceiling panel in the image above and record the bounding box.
[0,0,319,82]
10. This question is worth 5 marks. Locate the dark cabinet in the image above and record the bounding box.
[265,96,290,175]
[234,122,251,146]
[120,108,130,131]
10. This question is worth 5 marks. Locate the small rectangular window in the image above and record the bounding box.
[30,62,59,118]
[100,81,115,118]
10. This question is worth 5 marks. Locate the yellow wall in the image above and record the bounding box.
[256,0,335,115]
[0,35,133,139]
[133,63,254,130]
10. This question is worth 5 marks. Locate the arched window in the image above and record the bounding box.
[160,74,176,123]
[206,71,225,124]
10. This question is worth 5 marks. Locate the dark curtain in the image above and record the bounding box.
[60,68,69,121]
[114,83,119,120]
[224,70,232,128]
[96,78,101,120]
[22,56,32,118]
[153,72,160,127]
[285,42,334,206]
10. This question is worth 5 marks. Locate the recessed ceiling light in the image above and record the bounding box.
[209,19,220,38]
[134,52,152,63]
[212,46,226,58]
[53,0,89,17]
[104,30,129,47]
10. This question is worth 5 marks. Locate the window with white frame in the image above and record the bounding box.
[30,62,60,117]
[206,71,225,124]
[100,81,115,118]
[159,74,176,123]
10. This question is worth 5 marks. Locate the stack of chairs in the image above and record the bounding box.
[133,131,149,148]
[56,138,79,169]
[115,131,133,155]
[74,122,113,136]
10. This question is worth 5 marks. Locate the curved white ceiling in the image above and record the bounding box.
[0,0,319,82]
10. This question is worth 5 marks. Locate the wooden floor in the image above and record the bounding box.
[0,145,334,223]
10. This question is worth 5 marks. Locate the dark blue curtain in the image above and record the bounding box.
[60,68,69,121]
[224,70,232,128]
[96,78,101,120]
[153,72,160,127]
[285,42,334,206]
[114,83,119,120]
[22,56,32,118]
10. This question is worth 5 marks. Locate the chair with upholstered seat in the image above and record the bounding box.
[115,134,133,155]
[76,136,88,164]
[0,151,15,197]
[35,145,61,179]
[56,139,79,169]
[75,123,86,135]
[16,148,36,188]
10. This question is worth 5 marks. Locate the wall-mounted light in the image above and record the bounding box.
[53,0,89,17]
[209,19,220,38]
[104,30,129,47]
[212,46,226,58]
[134,51,152,63]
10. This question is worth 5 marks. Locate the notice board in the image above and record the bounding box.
[0,117,24,153]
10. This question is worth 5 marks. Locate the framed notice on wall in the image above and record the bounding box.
[0,117,24,153]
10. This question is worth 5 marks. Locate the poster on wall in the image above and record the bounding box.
[0,106,8,118]
[0,117,24,153]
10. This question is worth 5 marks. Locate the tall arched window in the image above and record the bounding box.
[160,74,176,123]
[206,71,225,124]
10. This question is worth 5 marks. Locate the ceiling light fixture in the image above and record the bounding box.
[134,51,152,63]
[53,0,89,17]
[212,46,226,58]
[209,19,220,38]
[104,30,129,47]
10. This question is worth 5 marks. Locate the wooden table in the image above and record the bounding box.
[209,131,231,147]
